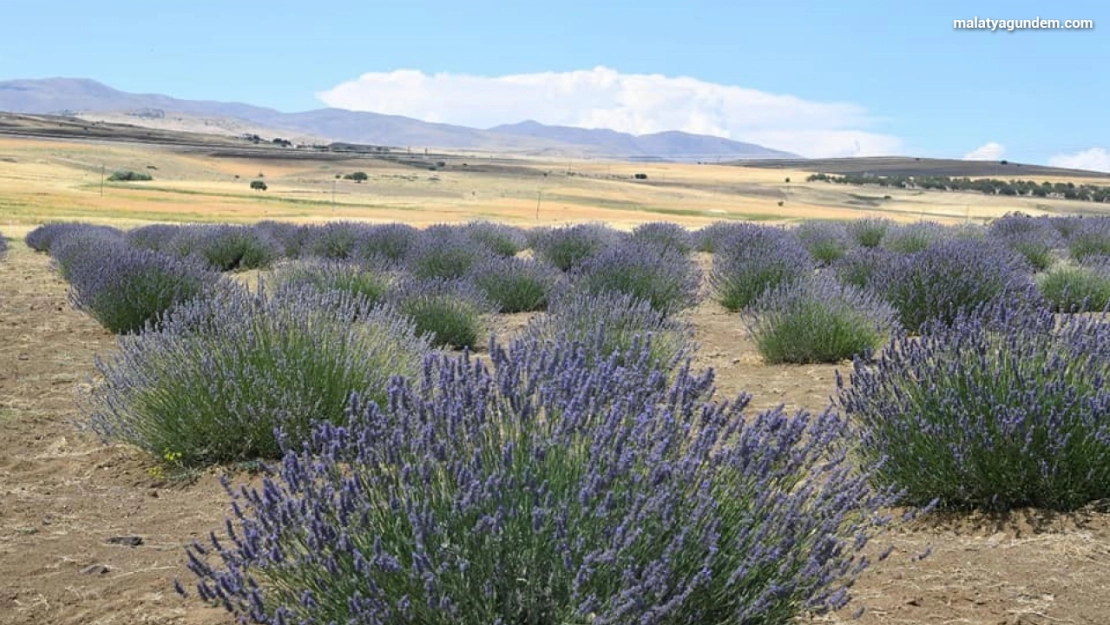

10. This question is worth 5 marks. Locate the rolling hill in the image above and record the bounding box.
[0,77,797,161]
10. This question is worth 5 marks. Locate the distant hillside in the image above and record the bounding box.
[734,156,1110,180]
[489,120,798,161]
[0,77,794,161]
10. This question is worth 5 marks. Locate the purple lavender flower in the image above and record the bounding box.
[255,221,312,259]
[987,213,1064,271]
[385,276,496,349]
[629,221,694,255]
[708,224,814,311]
[126,223,185,253]
[268,257,394,310]
[570,239,701,315]
[829,247,894,291]
[791,220,852,265]
[404,225,494,280]
[463,220,528,257]
[468,255,563,313]
[353,222,422,265]
[67,245,224,334]
[25,222,122,253]
[871,237,1039,333]
[838,297,1110,511]
[1065,216,1110,263]
[743,275,899,364]
[166,224,284,271]
[521,289,695,371]
[302,221,375,260]
[881,221,951,253]
[180,329,904,624]
[1037,260,1110,312]
[87,281,431,465]
[529,223,625,271]
[845,217,895,249]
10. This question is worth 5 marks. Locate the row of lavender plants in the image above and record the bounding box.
[20,213,1110,623]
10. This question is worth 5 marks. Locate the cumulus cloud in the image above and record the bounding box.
[316,66,903,158]
[1048,148,1110,173]
[963,142,1006,161]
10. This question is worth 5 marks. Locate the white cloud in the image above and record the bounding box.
[963,142,1006,161]
[316,66,903,158]
[1048,148,1110,173]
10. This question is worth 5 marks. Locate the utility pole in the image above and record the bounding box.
[536,190,543,220]
[332,179,337,211]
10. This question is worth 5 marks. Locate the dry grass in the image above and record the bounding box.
[4,135,1104,234]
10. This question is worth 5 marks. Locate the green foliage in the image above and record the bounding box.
[839,301,1110,511]
[744,277,899,364]
[1037,264,1110,312]
[521,290,694,372]
[107,170,153,182]
[468,256,561,313]
[387,278,494,350]
[269,258,393,309]
[809,172,1110,204]
[87,284,431,466]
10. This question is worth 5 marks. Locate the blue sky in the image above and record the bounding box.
[2,0,1107,167]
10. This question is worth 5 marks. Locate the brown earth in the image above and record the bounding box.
[3,237,1110,624]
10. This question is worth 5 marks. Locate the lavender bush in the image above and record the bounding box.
[354,222,421,265]
[629,221,694,255]
[838,299,1110,511]
[180,332,903,624]
[521,290,694,371]
[693,221,749,253]
[47,226,128,281]
[1066,217,1110,263]
[792,220,852,265]
[67,246,224,334]
[303,221,373,260]
[1037,262,1110,312]
[255,221,311,259]
[829,247,893,291]
[845,217,894,249]
[25,222,121,253]
[0,232,8,261]
[170,224,284,272]
[268,258,393,309]
[881,221,950,254]
[571,239,701,315]
[987,214,1063,272]
[1049,215,1085,241]
[872,238,1038,333]
[386,277,495,349]
[744,276,899,364]
[127,223,184,253]
[87,283,431,465]
[530,222,623,271]
[463,220,528,257]
[405,227,492,280]
[708,225,813,311]
[468,255,562,313]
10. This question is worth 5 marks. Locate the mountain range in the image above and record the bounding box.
[0,78,798,161]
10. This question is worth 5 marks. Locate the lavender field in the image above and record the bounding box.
[3,214,1110,624]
